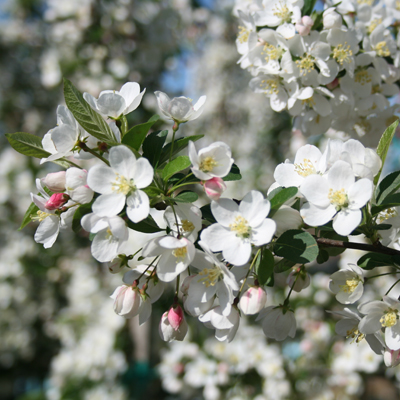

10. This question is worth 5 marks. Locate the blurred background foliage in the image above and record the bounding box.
[2,0,400,399]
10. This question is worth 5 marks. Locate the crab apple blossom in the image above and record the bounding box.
[84,81,145,118]
[323,8,342,29]
[257,305,297,341]
[188,141,234,181]
[286,266,310,293]
[65,167,94,204]
[110,284,141,319]
[239,286,267,315]
[300,160,373,236]
[141,236,195,282]
[359,296,400,351]
[201,190,276,266]
[159,308,188,342]
[155,91,206,123]
[87,145,153,223]
[329,264,364,304]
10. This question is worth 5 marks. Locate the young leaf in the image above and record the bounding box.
[127,215,164,234]
[223,164,242,181]
[267,186,298,217]
[374,119,399,185]
[159,134,204,165]
[173,191,199,203]
[371,193,400,215]
[63,78,117,144]
[256,249,275,286]
[121,115,160,151]
[375,171,400,205]
[274,229,319,264]
[274,258,296,273]
[162,156,191,182]
[142,130,168,167]
[6,132,50,159]
[19,202,39,230]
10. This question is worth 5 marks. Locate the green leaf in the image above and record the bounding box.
[371,193,400,215]
[162,156,191,181]
[173,191,199,203]
[127,215,163,234]
[121,115,159,151]
[274,258,296,273]
[319,231,349,256]
[142,130,168,167]
[274,229,319,264]
[159,135,204,165]
[168,173,200,186]
[302,0,317,15]
[72,203,93,234]
[63,78,116,143]
[19,202,39,230]
[142,186,163,197]
[6,132,50,159]
[317,248,329,264]
[223,164,242,181]
[200,204,216,224]
[357,252,400,270]
[268,186,298,217]
[256,249,275,286]
[374,119,399,185]
[375,171,400,205]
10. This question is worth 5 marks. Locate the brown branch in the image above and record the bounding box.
[316,238,400,256]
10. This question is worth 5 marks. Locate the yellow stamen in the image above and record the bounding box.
[380,310,398,328]
[273,1,291,22]
[294,158,316,177]
[354,70,372,85]
[295,54,315,75]
[32,210,52,222]
[199,156,218,173]
[367,18,382,34]
[173,247,187,259]
[198,266,222,287]
[229,215,251,238]
[346,327,365,343]
[301,98,316,108]
[112,174,135,195]
[333,43,353,65]
[260,78,279,95]
[328,188,348,209]
[375,41,390,57]
[237,25,250,44]
[339,278,360,293]
[181,219,195,233]
[262,43,285,62]
[377,207,398,223]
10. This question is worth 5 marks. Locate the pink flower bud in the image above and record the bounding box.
[159,310,188,342]
[45,193,69,210]
[41,171,66,192]
[295,16,313,36]
[168,304,184,331]
[239,286,267,315]
[384,349,400,367]
[326,78,339,90]
[202,177,227,201]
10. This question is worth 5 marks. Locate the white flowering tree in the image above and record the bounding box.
[5,0,400,398]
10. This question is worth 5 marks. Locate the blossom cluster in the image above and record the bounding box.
[234,0,400,140]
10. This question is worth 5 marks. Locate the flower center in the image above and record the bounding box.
[172,246,187,259]
[328,188,348,209]
[301,98,316,108]
[339,278,360,293]
[367,18,382,34]
[380,309,398,328]
[181,219,195,233]
[396,0,400,10]
[378,207,398,223]
[198,266,222,287]
[263,43,285,62]
[346,327,365,343]
[199,156,218,173]
[294,158,316,177]
[332,43,352,65]
[237,25,250,44]
[260,78,280,95]
[357,0,373,4]
[32,210,52,222]
[230,215,251,238]
[112,174,135,195]
[273,1,291,22]
[295,54,315,75]
[375,41,390,57]
[355,70,372,85]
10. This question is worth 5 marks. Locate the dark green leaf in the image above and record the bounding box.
[317,248,329,264]
[142,130,168,167]
[371,193,400,215]
[142,186,163,197]
[72,203,93,234]
[6,132,50,159]
[256,249,275,286]
[168,173,200,186]
[274,258,296,273]
[302,0,317,15]
[63,78,116,143]
[223,164,242,181]
[200,204,216,224]
[274,229,319,264]
[127,215,163,234]
[268,186,298,217]
[374,120,399,185]
[162,156,191,181]
[19,202,39,230]
[173,191,199,203]
[121,115,159,151]
[159,134,204,165]
[375,171,400,205]
[357,252,400,270]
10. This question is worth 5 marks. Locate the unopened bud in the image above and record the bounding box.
[42,171,66,192]
[168,304,184,331]
[287,266,311,292]
[384,348,400,367]
[323,8,342,29]
[295,15,314,36]
[45,193,69,210]
[239,286,267,315]
[202,177,227,201]
[159,309,188,342]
